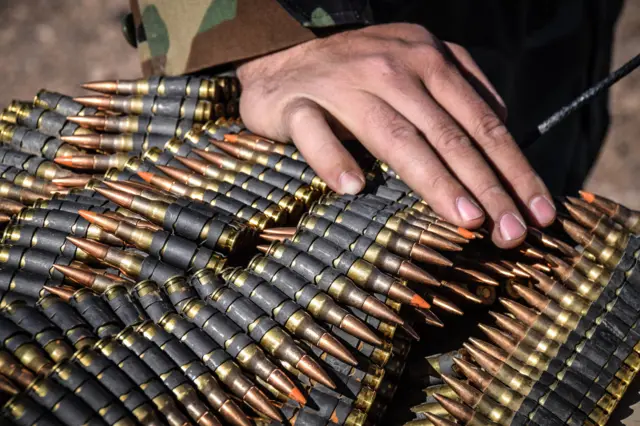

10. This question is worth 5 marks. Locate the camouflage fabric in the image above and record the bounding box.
[129,0,316,76]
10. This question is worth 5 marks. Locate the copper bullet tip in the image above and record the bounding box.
[78,210,119,233]
[243,387,283,422]
[66,236,110,260]
[453,266,499,286]
[72,96,111,109]
[60,135,101,148]
[317,333,358,366]
[579,190,596,203]
[418,308,445,327]
[53,156,75,167]
[52,264,95,288]
[256,245,270,254]
[398,262,441,286]
[0,213,10,223]
[431,295,464,316]
[401,322,421,341]
[423,412,458,426]
[193,149,229,167]
[94,187,134,208]
[433,394,472,423]
[81,80,118,93]
[0,374,20,396]
[210,139,242,158]
[259,233,287,242]
[262,227,297,236]
[51,175,93,187]
[224,134,239,142]
[410,244,453,267]
[66,115,106,130]
[296,355,335,389]
[340,314,382,345]
[363,296,404,325]
[174,155,209,173]
[44,285,74,301]
[155,165,191,182]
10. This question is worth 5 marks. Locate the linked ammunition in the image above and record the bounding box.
[189,268,336,387]
[0,166,65,195]
[308,203,452,266]
[116,326,225,426]
[319,195,462,251]
[258,241,404,324]
[0,122,81,159]
[34,90,99,117]
[66,237,184,284]
[138,170,274,229]
[83,76,238,102]
[296,214,440,285]
[248,254,382,345]
[224,133,305,161]
[200,267,358,364]
[283,228,431,308]
[93,186,250,254]
[193,149,319,205]
[174,154,304,216]
[132,280,290,415]
[78,210,227,273]
[163,276,304,403]
[55,153,133,171]
[67,114,196,138]
[0,268,61,299]
[61,133,177,154]
[16,207,124,246]
[156,164,288,224]
[11,104,94,137]
[142,146,192,170]
[212,139,328,192]
[74,93,233,122]
[580,190,640,233]
[0,245,74,280]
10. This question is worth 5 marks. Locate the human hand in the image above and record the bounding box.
[236,23,556,248]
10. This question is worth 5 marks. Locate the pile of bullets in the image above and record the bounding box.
[0,75,636,426]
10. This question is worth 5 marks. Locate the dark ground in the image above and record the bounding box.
[0,0,638,424]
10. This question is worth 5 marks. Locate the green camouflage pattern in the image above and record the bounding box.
[131,0,317,76]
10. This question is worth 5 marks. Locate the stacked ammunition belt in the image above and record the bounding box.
[0,77,635,425]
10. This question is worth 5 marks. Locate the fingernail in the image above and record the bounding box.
[456,197,484,222]
[338,171,364,195]
[529,195,556,225]
[499,213,526,241]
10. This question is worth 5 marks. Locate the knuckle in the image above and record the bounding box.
[388,122,420,142]
[283,99,314,127]
[366,54,401,78]
[473,112,510,146]
[433,126,474,155]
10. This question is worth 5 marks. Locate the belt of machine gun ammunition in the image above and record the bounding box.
[0,77,635,426]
